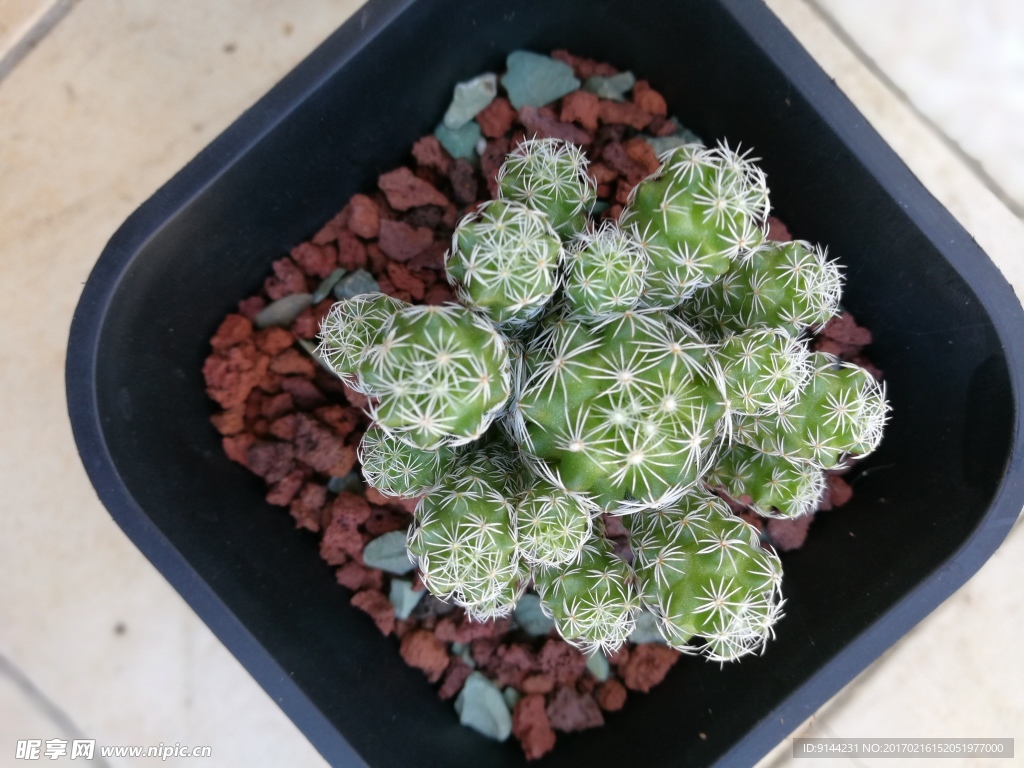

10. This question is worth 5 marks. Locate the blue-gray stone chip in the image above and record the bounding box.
[312,268,347,303]
[454,672,512,741]
[254,293,313,329]
[443,73,498,130]
[513,593,555,637]
[362,530,415,575]
[628,609,666,644]
[582,71,636,101]
[435,120,482,159]
[501,51,580,109]
[585,651,610,682]
[333,269,379,300]
[388,579,425,620]
[327,472,362,494]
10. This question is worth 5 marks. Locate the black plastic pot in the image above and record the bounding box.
[66,0,1024,765]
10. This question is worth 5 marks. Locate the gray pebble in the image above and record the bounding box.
[513,593,555,637]
[327,472,363,494]
[254,293,313,329]
[443,73,498,130]
[388,579,425,620]
[312,268,347,303]
[435,120,482,159]
[628,609,666,644]
[583,71,636,101]
[454,672,512,741]
[362,530,415,575]
[585,651,610,682]
[502,687,522,711]
[333,269,379,300]
[501,51,580,109]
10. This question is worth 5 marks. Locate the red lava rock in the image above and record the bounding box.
[631,80,668,117]
[588,162,618,186]
[346,194,381,239]
[327,491,372,526]
[266,468,306,506]
[518,105,591,145]
[365,486,420,514]
[601,514,628,538]
[648,116,679,137]
[290,482,328,532]
[448,158,478,206]
[254,326,295,356]
[210,406,245,436]
[546,686,604,732]
[560,90,600,132]
[597,100,652,131]
[351,589,396,636]
[513,695,557,761]
[400,629,450,683]
[620,644,679,693]
[336,561,384,591]
[438,658,474,700]
[246,440,295,484]
[336,229,369,271]
[424,284,455,305]
[434,614,510,644]
[851,355,884,381]
[595,679,627,712]
[471,637,500,667]
[828,474,853,507]
[280,377,328,410]
[408,243,446,272]
[257,368,283,394]
[237,295,266,321]
[290,242,338,279]
[471,95,514,138]
[491,644,537,687]
[600,141,649,183]
[290,413,348,474]
[342,383,371,411]
[614,179,635,205]
[822,312,872,346]
[412,135,453,175]
[737,509,765,533]
[269,348,316,377]
[520,673,554,695]
[378,167,449,211]
[290,298,333,340]
[538,640,587,686]
[261,392,294,421]
[768,514,813,552]
[766,215,792,241]
[222,432,255,467]
[387,262,426,300]
[264,257,308,300]
[312,208,350,245]
[550,49,617,80]
[480,137,510,197]
[203,342,270,409]
[210,314,253,350]
[606,203,623,220]
[321,514,365,563]
[623,136,661,175]
[364,506,413,537]
[268,413,296,441]
[378,218,433,262]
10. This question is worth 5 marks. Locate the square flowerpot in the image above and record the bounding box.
[66,0,1024,765]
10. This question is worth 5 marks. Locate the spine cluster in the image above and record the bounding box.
[318,137,889,660]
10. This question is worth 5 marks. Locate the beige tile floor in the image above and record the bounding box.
[0,1,1021,766]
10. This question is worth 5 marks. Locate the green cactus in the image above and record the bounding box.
[686,240,842,337]
[512,309,727,512]
[407,453,527,620]
[620,143,769,308]
[446,199,563,329]
[514,478,593,566]
[630,491,784,660]
[716,327,810,415]
[563,220,649,318]
[708,442,825,519]
[497,137,596,239]
[533,535,639,653]
[358,423,451,498]
[317,292,406,393]
[732,353,888,469]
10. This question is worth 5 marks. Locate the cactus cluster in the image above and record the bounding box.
[318,137,889,660]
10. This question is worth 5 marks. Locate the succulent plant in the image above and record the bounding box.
[319,136,889,661]
[620,143,769,308]
[629,491,784,660]
[446,199,563,330]
[497,137,596,239]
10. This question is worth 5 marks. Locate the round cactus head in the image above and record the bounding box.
[732,352,889,469]
[533,535,639,653]
[357,303,511,449]
[514,478,593,566]
[630,491,784,661]
[357,423,451,498]
[317,292,407,393]
[620,142,769,307]
[446,200,563,330]
[512,309,727,512]
[563,220,649,319]
[716,327,811,415]
[497,137,596,238]
[407,452,526,620]
[709,442,825,519]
